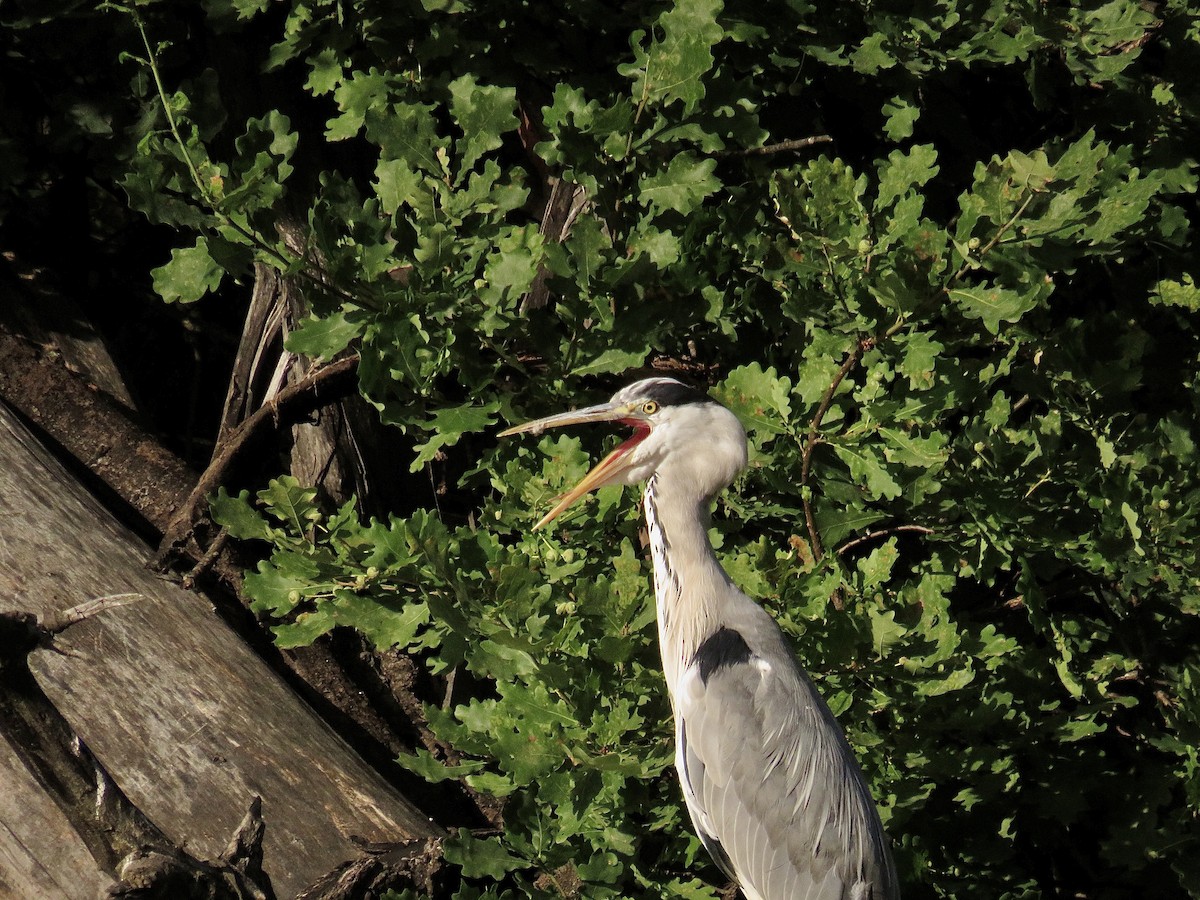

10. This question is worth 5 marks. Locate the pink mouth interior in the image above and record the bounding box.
[613,421,651,459]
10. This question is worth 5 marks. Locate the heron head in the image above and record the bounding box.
[500,376,747,529]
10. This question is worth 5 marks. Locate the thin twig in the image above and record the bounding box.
[950,190,1037,284]
[39,594,144,635]
[183,528,230,589]
[133,12,363,311]
[442,666,458,711]
[801,343,865,566]
[134,15,208,201]
[709,134,833,159]
[834,525,934,557]
[155,355,360,567]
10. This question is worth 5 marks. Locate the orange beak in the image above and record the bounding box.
[499,402,651,530]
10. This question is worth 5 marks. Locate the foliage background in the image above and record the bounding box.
[4,0,1200,897]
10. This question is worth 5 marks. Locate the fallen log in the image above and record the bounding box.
[0,404,440,897]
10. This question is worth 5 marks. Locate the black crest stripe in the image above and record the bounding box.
[641,380,711,408]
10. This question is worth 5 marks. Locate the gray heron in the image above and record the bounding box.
[501,376,899,900]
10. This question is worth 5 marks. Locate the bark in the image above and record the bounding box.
[0,320,195,537]
[520,177,589,313]
[0,404,439,897]
[225,237,405,520]
[0,723,116,899]
[0,252,137,411]
[1,264,487,840]
[207,252,488,830]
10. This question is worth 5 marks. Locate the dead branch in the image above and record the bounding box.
[39,594,144,636]
[156,354,360,567]
[709,135,833,159]
[834,525,935,557]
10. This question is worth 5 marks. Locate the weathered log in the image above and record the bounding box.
[0,404,440,897]
[0,321,195,536]
[0,283,484,840]
[0,253,137,411]
[0,731,115,899]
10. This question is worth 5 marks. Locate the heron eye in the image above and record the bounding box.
[641,400,659,415]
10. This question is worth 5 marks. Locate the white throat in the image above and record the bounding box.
[643,473,732,698]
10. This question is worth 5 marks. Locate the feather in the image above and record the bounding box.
[674,613,898,900]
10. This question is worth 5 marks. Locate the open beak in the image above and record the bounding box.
[500,402,650,530]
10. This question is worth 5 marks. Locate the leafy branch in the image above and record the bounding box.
[126,9,364,310]
[801,343,864,570]
[949,189,1037,284]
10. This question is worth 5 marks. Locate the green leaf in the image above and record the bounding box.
[375,159,430,216]
[1059,716,1107,742]
[881,96,919,141]
[832,444,902,500]
[1150,275,1200,311]
[341,598,430,649]
[326,69,393,141]
[716,363,793,436]
[859,539,900,591]
[258,476,321,531]
[851,33,896,75]
[209,488,271,540]
[397,748,485,783]
[948,285,1039,334]
[151,237,224,304]
[628,221,682,267]
[304,48,342,95]
[243,556,319,617]
[620,0,724,113]
[371,100,448,175]
[285,311,361,359]
[444,830,527,879]
[480,225,542,304]
[449,74,517,178]
[410,401,501,472]
[868,605,907,655]
[272,609,338,648]
[1120,501,1143,552]
[917,666,976,696]
[815,508,886,549]
[572,346,649,376]
[876,145,939,210]
[879,427,948,468]
[638,153,719,216]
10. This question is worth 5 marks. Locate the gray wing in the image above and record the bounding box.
[675,624,898,900]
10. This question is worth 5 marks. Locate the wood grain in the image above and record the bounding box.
[0,737,115,900]
[0,405,439,896]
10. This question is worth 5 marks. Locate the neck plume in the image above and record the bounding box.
[643,473,733,696]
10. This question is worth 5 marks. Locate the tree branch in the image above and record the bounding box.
[800,343,864,567]
[156,355,360,567]
[834,525,934,557]
[949,190,1036,285]
[710,135,833,159]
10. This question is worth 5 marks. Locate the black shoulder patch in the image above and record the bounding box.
[641,379,711,408]
[693,627,752,684]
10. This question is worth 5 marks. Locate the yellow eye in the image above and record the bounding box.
[641,400,659,415]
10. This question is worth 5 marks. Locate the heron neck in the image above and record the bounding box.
[643,474,733,697]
